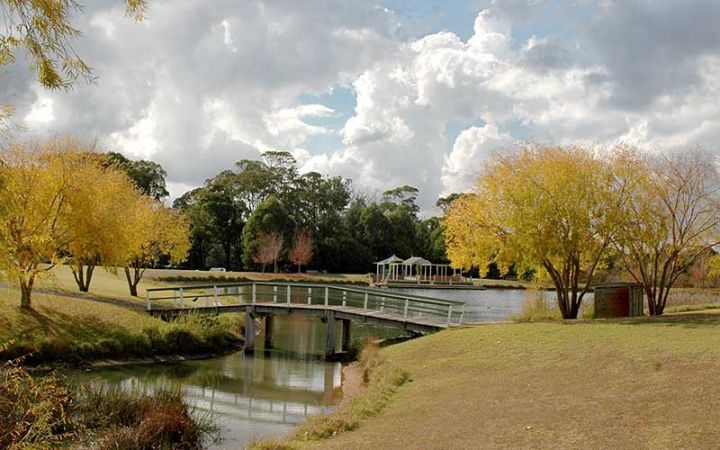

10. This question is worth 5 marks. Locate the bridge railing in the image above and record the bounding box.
[146,281,465,326]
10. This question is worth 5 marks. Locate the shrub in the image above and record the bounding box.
[511,289,561,322]
[0,346,75,449]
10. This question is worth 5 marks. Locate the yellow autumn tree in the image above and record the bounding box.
[0,140,97,307]
[609,147,720,315]
[445,144,620,319]
[65,151,145,292]
[124,200,190,296]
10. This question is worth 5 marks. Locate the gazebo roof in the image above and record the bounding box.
[403,256,432,266]
[374,254,404,265]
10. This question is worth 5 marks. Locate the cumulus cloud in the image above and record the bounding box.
[3,0,720,209]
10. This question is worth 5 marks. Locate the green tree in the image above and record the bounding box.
[104,152,169,200]
[195,171,246,269]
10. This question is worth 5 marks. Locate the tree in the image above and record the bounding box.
[0,0,146,90]
[290,229,314,272]
[195,171,246,269]
[67,152,144,292]
[124,200,190,296]
[444,145,619,319]
[252,231,284,273]
[610,148,720,315]
[104,152,169,200]
[241,196,295,270]
[0,140,116,307]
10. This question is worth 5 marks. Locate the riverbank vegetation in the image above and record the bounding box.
[445,144,720,318]
[1,359,215,449]
[300,318,720,449]
[0,287,242,365]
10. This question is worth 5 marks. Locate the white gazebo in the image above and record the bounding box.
[374,254,404,281]
[402,256,455,282]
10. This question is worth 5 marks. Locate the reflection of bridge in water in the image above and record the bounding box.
[147,281,465,358]
[112,352,342,426]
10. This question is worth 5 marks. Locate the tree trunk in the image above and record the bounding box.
[19,276,34,309]
[124,266,142,297]
[273,260,278,273]
[297,263,301,273]
[71,263,96,292]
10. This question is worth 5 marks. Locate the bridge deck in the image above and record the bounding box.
[151,302,448,333]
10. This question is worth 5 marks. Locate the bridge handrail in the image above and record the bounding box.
[146,281,465,306]
[146,281,465,326]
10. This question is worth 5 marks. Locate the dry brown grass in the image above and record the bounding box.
[306,318,720,449]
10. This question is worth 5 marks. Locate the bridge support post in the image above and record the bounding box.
[264,315,274,350]
[325,310,336,358]
[341,319,351,352]
[244,306,255,354]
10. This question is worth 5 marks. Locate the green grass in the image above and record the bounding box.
[0,287,242,364]
[289,318,720,449]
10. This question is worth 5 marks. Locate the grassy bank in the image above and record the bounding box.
[282,317,720,449]
[0,287,242,365]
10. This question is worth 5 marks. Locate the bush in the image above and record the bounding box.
[511,290,561,322]
[77,386,216,450]
[0,340,75,449]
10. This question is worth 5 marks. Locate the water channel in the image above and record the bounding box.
[73,288,546,448]
[71,315,405,449]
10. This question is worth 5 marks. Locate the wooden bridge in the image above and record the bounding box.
[145,281,465,358]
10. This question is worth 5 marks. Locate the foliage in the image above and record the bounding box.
[0,358,74,448]
[104,151,170,200]
[289,228,314,272]
[0,0,146,90]
[0,140,129,307]
[610,148,720,315]
[0,356,215,449]
[445,144,619,318]
[77,385,216,450]
[510,289,561,322]
[124,200,190,296]
[67,148,145,292]
[241,196,295,270]
[252,231,284,273]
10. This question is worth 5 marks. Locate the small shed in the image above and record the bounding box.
[593,283,644,318]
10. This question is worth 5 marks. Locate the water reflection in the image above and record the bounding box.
[73,315,405,448]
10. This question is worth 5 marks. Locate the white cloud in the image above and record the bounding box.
[4,0,720,211]
[442,124,512,195]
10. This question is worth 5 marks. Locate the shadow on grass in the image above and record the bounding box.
[591,314,720,329]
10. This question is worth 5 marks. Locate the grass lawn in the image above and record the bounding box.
[305,318,720,449]
[0,286,242,364]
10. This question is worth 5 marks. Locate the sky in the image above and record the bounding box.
[3,0,720,212]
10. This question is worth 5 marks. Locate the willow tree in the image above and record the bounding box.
[124,201,190,296]
[445,145,619,319]
[610,148,720,316]
[0,0,146,90]
[0,141,95,307]
[66,156,144,292]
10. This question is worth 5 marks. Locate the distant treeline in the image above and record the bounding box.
[170,151,455,273]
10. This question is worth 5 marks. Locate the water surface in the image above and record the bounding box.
[72,315,405,449]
